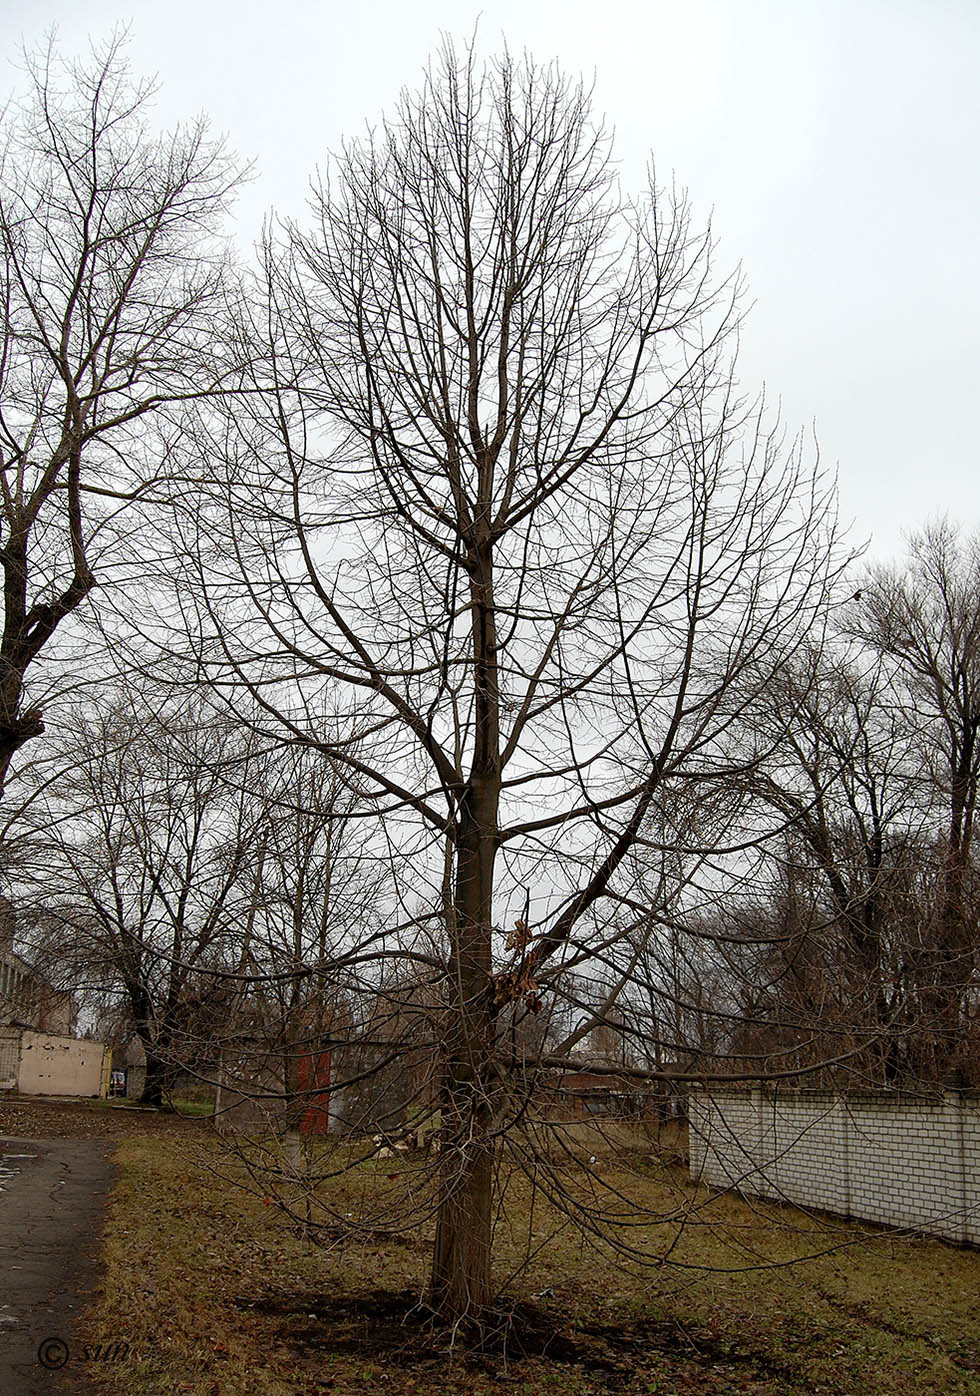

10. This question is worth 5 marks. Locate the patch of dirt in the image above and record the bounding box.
[232,1287,799,1390]
[0,1094,205,1139]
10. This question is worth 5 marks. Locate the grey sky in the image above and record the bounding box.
[2,0,977,562]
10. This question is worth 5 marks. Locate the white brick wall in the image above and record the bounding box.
[689,1088,980,1246]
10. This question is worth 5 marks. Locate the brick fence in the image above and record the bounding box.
[688,1087,980,1246]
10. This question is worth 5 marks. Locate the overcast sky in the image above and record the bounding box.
[2,0,977,563]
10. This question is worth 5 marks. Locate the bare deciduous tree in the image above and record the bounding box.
[735,643,929,1083]
[0,34,236,791]
[852,520,980,1075]
[174,45,841,1322]
[710,531,980,1088]
[21,697,266,1104]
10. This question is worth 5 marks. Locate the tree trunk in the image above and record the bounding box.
[131,992,174,1108]
[283,1020,306,1183]
[430,1129,493,1322]
[429,815,498,1323]
[920,826,972,1081]
[140,1049,169,1108]
[429,534,501,1323]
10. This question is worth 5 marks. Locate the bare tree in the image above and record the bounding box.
[175,45,841,1322]
[729,641,929,1083]
[708,528,980,1088]
[20,695,266,1104]
[211,742,386,1155]
[851,520,980,1076]
[0,34,236,792]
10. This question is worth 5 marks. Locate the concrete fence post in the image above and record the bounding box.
[944,1087,968,1245]
[838,1096,851,1218]
[751,1086,763,1185]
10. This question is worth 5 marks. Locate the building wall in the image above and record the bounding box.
[14,1030,110,1098]
[213,1045,287,1133]
[689,1088,980,1247]
[0,898,77,1035]
[214,1048,335,1135]
[0,949,39,1028]
[0,1029,19,1090]
[121,1036,147,1099]
[0,951,76,1034]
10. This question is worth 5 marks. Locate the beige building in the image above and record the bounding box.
[0,897,76,1036]
[0,898,107,1098]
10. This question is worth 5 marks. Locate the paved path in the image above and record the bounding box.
[0,1136,115,1396]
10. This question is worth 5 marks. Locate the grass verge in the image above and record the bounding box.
[81,1127,980,1396]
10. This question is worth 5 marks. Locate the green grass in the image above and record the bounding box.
[168,1096,215,1117]
[81,1124,980,1396]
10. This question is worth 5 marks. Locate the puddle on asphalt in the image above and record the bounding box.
[0,1150,37,1189]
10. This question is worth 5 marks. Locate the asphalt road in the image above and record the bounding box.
[0,1135,115,1396]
